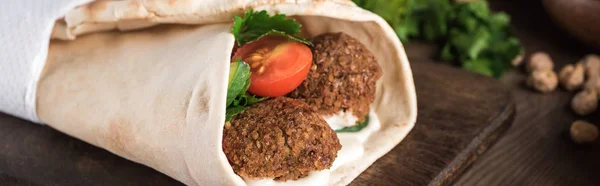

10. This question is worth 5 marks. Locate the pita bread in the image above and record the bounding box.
[40,0,417,185]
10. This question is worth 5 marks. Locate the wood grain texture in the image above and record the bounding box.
[0,112,182,186]
[349,61,514,186]
[0,173,38,186]
[456,0,600,185]
[0,60,513,186]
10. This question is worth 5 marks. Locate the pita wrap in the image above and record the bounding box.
[39,0,417,185]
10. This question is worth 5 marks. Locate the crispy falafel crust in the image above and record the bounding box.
[288,33,382,122]
[222,97,341,181]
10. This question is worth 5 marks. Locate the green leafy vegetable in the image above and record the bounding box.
[225,60,268,122]
[449,26,490,60]
[227,60,251,106]
[352,0,414,41]
[335,115,370,133]
[254,30,312,46]
[419,0,454,41]
[225,106,246,123]
[353,0,523,78]
[232,9,311,46]
[232,94,268,107]
[440,43,454,61]
[463,58,494,76]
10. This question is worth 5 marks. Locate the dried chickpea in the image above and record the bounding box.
[527,52,554,72]
[527,69,558,93]
[583,54,600,78]
[570,120,599,144]
[584,77,600,96]
[558,63,585,91]
[571,89,598,116]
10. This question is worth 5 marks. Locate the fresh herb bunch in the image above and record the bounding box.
[353,0,523,78]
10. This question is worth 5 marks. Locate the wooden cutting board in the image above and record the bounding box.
[0,60,514,186]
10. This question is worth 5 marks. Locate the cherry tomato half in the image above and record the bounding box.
[232,36,312,97]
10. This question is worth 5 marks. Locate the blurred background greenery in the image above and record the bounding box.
[353,0,523,78]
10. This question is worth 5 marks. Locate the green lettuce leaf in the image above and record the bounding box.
[226,60,251,107]
[225,59,269,122]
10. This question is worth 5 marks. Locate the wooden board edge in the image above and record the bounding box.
[429,95,516,186]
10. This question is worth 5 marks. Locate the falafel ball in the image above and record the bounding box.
[222,97,341,181]
[288,32,382,122]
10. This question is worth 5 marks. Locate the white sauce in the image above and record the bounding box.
[337,111,381,143]
[243,110,381,186]
[330,135,363,170]
[331,110,380,170]
[323,111,359,130]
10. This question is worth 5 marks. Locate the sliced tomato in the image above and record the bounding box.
[232,36,312,97]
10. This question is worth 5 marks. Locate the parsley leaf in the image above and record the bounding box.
[354,0,523,78]
[232,94,268,107]
[232,9,311,46]
[255,30,312,46]
[335,115,370,133]
[463,58,494,77]
[225,106,246,123]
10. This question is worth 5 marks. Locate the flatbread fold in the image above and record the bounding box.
[40,0,418,185]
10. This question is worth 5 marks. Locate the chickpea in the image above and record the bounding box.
[527,69,558,93]
[558,63,585,91]
[584,77,600,96]
[583,54,600,78]
[570,120,599,144]
[571,89,598,116]
[527,52,554,72]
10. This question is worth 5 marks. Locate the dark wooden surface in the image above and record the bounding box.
[0,173,37,186]
[456,0,600,185]
[0,112,183,186]
[351,61,514,186]
[0,59,514,185]
[6,0,595,185]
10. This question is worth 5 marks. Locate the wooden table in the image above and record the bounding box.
[455,0,600,185]
[0,1,597,185]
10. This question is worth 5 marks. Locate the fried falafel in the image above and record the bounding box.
[288,33,382,123]
[222,97,341,181]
